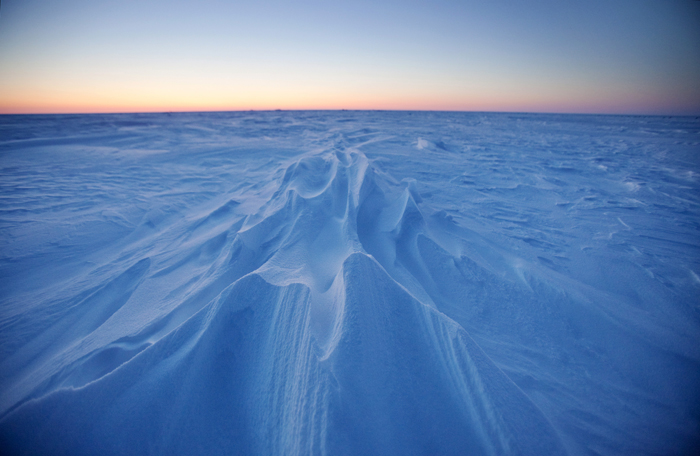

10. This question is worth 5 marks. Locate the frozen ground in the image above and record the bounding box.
[0,111,698,455]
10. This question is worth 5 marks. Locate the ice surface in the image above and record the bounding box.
[0,111,698,455]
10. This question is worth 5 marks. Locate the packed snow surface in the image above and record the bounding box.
[0,111,698,455]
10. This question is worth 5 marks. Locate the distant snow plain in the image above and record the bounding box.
[0,111,698,455]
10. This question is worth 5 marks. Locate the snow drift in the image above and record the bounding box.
[0,111,698,455]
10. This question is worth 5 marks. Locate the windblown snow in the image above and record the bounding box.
[0,111,698,455]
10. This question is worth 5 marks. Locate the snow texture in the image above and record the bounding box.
[0,111,698,455]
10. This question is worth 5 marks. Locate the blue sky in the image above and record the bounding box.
[1,0,698,114]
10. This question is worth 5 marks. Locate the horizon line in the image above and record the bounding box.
[1,107,698,118]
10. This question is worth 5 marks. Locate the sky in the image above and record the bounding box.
[0,0,699,115]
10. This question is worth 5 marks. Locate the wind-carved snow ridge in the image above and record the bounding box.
[194,146,568,454]
[1,112,698,455]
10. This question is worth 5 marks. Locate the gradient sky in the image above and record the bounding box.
[1,0,699,115]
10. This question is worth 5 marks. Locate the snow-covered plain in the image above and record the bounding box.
[0,111,698,455]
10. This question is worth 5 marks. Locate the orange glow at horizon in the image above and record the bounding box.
[2,88,697,116]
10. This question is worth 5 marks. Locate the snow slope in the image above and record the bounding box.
[0,111,698,455]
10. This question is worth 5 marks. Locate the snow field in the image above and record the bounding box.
[0,111,698,455]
